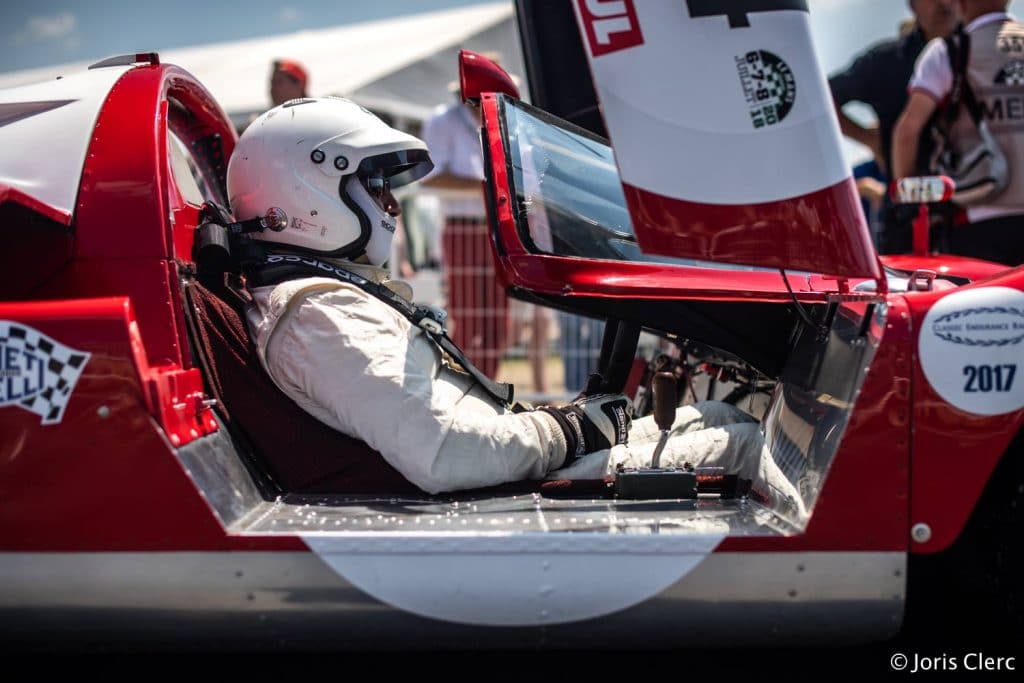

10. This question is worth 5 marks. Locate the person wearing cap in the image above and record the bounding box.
[270,59,309,107]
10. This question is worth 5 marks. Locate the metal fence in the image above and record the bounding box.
[396,191,603,402]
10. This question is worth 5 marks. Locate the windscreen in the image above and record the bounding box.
[503,98,760,271]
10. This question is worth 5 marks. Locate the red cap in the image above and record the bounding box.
[274,59,308,89]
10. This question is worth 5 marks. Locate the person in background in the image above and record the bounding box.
[893,0,1024,266]
[237,59,311,135]
[420,54,543,387]
[559,312,604,394]
[853,159,888,243]
[270,58,309,107]
[829,0,959,252]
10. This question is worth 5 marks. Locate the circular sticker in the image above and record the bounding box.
[919,286,1024,416]
[735,50,796,129]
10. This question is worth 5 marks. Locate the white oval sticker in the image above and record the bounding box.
[919,286,1024,416]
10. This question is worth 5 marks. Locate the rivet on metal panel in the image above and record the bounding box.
[97,405,111,419]
[911,523,932,543]
[170,434,180,446]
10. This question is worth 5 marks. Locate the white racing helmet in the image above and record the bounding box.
[227,97,433,265]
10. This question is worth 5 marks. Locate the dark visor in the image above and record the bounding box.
[357,149,434,189]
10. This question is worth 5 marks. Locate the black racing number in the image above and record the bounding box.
[686,0,809,29]
[963,364,1017,392]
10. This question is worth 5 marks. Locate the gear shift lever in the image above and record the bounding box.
[649,371,676,468]
[613,371,698,499]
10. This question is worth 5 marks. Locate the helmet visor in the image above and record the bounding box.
[357,149,434,189]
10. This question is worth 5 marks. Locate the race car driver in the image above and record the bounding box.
[225,97,804,516]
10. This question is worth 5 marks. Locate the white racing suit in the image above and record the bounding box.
[246,266,804,515]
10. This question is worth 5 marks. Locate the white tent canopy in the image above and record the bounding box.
[0,3,523,125]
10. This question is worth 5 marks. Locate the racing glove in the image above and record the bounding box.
[539,393,632,464]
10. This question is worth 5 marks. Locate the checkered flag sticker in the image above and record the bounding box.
[995,60,1024,86]
[0,321,90,425]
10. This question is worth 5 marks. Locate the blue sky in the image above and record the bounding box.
[2,0,1023,76]
[3,1,1023,168]
[0,0,493,74]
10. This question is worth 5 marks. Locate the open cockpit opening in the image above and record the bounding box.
[173,262,882,539]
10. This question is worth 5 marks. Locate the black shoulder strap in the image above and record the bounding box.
[945,26,984,124]
[239,247,514,407]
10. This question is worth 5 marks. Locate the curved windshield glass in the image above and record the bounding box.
[503,99,760,270]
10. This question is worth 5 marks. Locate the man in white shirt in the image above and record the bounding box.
[421,96,486,195]
[892,0,1024,265]
[420,91,511,380]
[421,69,553,390]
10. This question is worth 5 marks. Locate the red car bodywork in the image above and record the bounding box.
[1,62,300,554]
[0,38,1020,645]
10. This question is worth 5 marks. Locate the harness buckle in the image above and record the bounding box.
[418,317,443,335]
[416,305,448,335]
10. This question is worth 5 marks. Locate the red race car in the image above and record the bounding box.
[0,2,1020,651]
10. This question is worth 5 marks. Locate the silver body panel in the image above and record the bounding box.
[0,550,904,649]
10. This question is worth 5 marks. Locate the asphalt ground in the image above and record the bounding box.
[7,600,1019,676]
